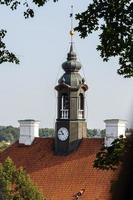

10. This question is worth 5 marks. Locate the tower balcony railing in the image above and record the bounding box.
[60,109,69,119]
[78,110,84,119]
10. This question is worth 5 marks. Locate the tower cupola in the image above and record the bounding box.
[62,43,81,72]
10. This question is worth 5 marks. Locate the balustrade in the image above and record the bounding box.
[60,109,69,119]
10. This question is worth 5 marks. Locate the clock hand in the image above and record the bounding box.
[61,131,64,135]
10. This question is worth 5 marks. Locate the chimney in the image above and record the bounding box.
[18,119,40,145]
[104,119,127,147]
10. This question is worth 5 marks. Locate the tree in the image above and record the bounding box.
[88,129,98,138]
[0,0,57,65]
[75,0,133,78]
[93,130,133,170]
[0,157,45,200]
[0,126,19,143]
[0,141,9,152]
[0,0,133,77]
[100,129,106,138]
[39,128,54,137]
[93,135,127,170]
[0,29,19,64]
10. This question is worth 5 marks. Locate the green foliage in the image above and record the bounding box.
[88,129,98,137]
[87,129,105,138]
[0,0,59,65]
[0,29,19,64]
[0,126,19,143]
[94,136,127,170]
[33,0,58,7]
[100,129,106,138]
[75,0,133,78]
[39,128,54,137]
[0,157,45,200]
[0,125,54,143]
[1,0,133,78]
[0,141,9,152]
[0,0,58,18]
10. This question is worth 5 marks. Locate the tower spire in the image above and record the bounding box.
[70,5,74,45]
[67,5,77,61]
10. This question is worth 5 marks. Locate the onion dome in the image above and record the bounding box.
[62,43,81,72]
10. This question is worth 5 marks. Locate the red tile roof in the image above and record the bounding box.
[0,138,119,200]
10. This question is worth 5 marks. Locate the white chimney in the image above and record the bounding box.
[104,119,127,147]
[18,119,40,145]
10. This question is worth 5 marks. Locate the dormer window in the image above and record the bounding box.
[78,93,84,119]
[60,94,69,119]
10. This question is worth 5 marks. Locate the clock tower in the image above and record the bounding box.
[55,7,88,155]
[54,41,88,155]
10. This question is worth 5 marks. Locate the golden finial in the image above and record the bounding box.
[70,5,75,43]
[70,30,75,36]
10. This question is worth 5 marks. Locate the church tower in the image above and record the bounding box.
[55,8,88,155]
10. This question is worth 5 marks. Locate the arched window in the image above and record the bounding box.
[60,94,69,119]
[61,94,69,110]
[79,93,84,110]
[78,93,84,119]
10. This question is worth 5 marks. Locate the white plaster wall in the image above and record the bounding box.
[104,119,127,147]
[118,123,126,137]
[106,124,118,138]
[19,120,40,145]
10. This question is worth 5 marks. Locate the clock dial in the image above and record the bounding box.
[57,127,69,141]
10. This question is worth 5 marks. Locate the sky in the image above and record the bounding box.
[0,0,133,129]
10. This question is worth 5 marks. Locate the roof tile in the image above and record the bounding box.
[0,138,119,200]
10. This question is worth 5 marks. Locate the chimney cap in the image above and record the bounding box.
[18,119,40,123]
[104,119,128,124]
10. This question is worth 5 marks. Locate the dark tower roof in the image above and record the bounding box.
[56,42,88,90]
[62,43,81,72]
[56,7,88,91]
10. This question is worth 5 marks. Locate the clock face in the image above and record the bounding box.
[57,127,69,141]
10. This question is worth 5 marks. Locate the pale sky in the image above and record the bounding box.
[0,1,133,129]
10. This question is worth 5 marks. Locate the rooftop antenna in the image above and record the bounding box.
[70,5,75,44]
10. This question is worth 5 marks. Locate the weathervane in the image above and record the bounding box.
[70,5,75,44]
